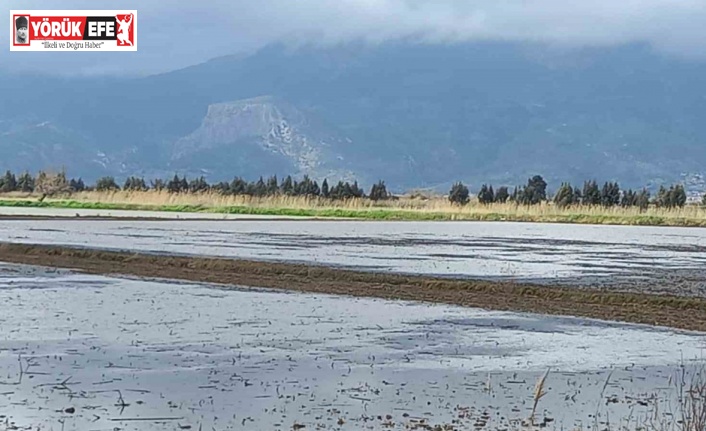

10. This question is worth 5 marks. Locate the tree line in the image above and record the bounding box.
[0,169,699,208]
[0,170,392,201]
[448,175,692,209]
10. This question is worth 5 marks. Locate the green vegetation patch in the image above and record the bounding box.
[1,198,706,227]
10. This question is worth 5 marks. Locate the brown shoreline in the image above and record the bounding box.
[1,242,705,332]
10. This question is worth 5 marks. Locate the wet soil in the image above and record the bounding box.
[1,242,705,332]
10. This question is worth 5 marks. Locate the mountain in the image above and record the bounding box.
[169,96,358,181]
[1,42,706,192]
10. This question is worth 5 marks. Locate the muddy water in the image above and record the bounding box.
[1,218,706,293]
[1,264,705,430]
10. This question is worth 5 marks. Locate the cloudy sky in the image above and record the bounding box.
[4,0,706,76]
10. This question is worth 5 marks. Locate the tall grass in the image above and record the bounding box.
[2,190,706,226]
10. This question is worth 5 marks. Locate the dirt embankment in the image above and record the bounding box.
[1,242,705,332]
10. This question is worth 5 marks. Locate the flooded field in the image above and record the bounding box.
[1,216,706,429]
[1,263,705,430]
[0,218,705,294]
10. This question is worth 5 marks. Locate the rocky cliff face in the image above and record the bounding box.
[169,96,357,181]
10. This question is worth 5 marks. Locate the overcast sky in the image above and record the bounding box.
[4,0,706,76]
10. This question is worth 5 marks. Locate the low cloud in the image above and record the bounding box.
[4,0,706,75]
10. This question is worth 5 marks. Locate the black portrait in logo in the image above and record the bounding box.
[15,16,29,44]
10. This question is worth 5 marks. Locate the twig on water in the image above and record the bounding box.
[594,369,614,430]
[109,416,184,421]
[115,389,130,414]
[529,368,550,426]
[0,355,33,386]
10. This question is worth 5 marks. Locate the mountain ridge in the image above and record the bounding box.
[1,42,705,193]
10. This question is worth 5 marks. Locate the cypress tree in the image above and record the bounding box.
[17,171,35,192]
[266,175,279,195]
[520,175,547,205]
[0,170,17,193]
[321,179,330,198]
[495,186,509,203]
[654,186,669,208]
[601,182,620,207]
[253,177,267,196]
[95,176,119,191]
[281,176,294,195]
[212,181,230,194]
[636,189,650,211]
[70,178,86,192]
[188,176,209,193]
[582,180,601,206]
[369,180,389,201]
[573,187,582,204]
[477,184,495,204]
[151,179,166,191]
[553,182,575,208]
[671,184,687,208]
[230,177,247,195]
[449,182,470,205]
[351,181,364,198]
[167,175,182,193]
[329,181,344,199]
[620,189,636,207]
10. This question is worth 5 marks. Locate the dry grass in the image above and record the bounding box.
[2,190,706,225]
[529,369,550,426]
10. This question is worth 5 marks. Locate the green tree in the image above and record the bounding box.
[151,178,166,191]
[70,178,86,192]
[95,176,119,191]
[477,184,495,204]
[369,180,390,201]
[251,177,266,196]
[0,170,17,193]
[654,185,669,208]
[655,184,687,208]
[636,189,650,211]
[188,176,209,193]
[229,177,247,195]
[351,181,364,198]
[573,187,582,204]
[167,175,183,193]
[179,176,189,193]
[582,180,601,206]
[280,176,294,195]
[329,181,354,200]
[212,181,229,194]
[17,171,34,192]
[124,176,147,191]
[448,182,470,205]
[509,186,521,203]
[671,184,687,208]
[495,186,509,203]
[295,175,320,197]
[266,175,279,195]
[519,175,547,205]
[553,182,575,208]
[620,189,636,207]
[321,179,330,198]
[601,182,621,207]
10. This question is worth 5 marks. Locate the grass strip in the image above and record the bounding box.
[2,198,706,226]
